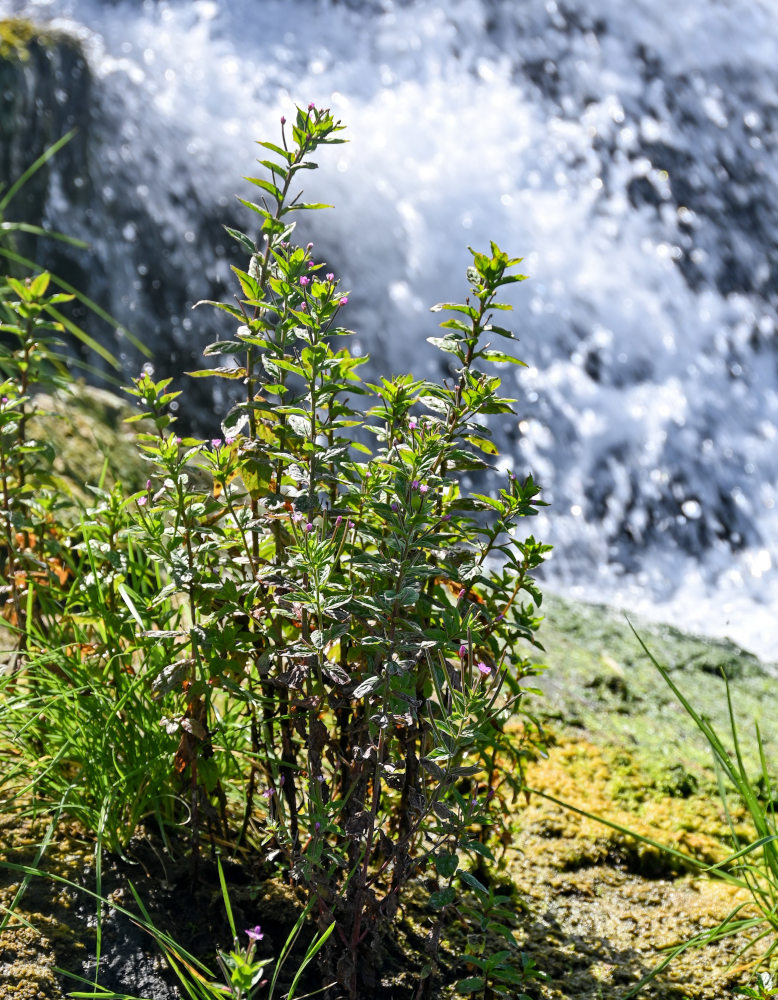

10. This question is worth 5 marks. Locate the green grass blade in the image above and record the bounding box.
[0,246,149,357]
[287,920,336,1000]
[0,129,76,213]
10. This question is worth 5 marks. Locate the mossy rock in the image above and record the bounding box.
[530,592,778,791]
[29,382,150,500]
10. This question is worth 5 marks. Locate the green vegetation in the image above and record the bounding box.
[0,109,550,998]
[0,109,776,1000]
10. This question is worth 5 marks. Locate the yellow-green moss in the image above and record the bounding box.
[0,19,48,63]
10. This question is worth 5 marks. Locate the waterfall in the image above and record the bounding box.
[2,0,777,657]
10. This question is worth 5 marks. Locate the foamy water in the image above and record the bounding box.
[2,0,778,659]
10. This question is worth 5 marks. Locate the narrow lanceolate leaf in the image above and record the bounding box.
[244,176,283,201]
[430,302,478,318]
[282,202,333,213]
[202,340,245,356]
[479,349,527,366]
[222,225,256,253]
[186,367,247,380]
[193,299,244,320]
[256,139,293,161]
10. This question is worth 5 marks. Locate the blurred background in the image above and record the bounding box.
[1,0,777,658]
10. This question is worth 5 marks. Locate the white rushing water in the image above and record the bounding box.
[2,0,778,659]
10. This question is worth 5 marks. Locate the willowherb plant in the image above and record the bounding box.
[120,105,550,996]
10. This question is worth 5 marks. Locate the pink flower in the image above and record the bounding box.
[419,484,429,495]
[409,419,417,430]
[299,302,307,311]
[458,588,466,600]
[262,788,274,799]
[326,272,334,282]
[335,515,343,527]
[411,480,420,491]
[459,644,468,658]
[211,438,222,448]
[280,115,286,124]
[299,275,309,286]
[137,496,147,507]
[339,296,349,306]
[307,242,314,250]
[246,926,264,941]
[308,102,316,110]
[477,661,491,677]
[305,522,314,533]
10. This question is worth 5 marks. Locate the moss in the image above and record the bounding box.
[0,19,51,63]
[28,383,151,499]
[530,592,778,789]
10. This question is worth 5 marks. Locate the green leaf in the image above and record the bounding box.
[352,676,380,698]
[479,349,527,366]
[256,140,292,161]
[465,435,499,456]
[434,852,459,878]
[458,869,487,895]
[0,129,77,213]
[455,977,485,993]
[282,202,333,214]
[186,367,247,380]
[428,886,456,910]
[244,176,282,201]
[193,299,245,320]
[461,839,495,861]
[439,318,472,334]
[430,302,478,318]
[223,225,256,253]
